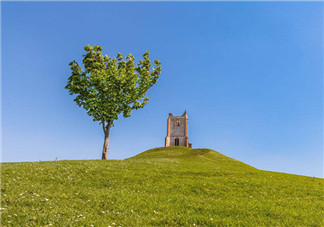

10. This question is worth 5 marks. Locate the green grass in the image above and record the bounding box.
[1,147,323,226]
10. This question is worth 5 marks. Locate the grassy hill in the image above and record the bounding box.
[1,147,323,226]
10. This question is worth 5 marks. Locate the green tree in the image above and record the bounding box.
[65,45,161,159]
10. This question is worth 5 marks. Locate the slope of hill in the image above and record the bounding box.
[1,147,323,226]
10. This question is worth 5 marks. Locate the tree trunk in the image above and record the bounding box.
[101,121,112,160]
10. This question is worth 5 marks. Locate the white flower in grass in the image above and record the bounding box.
[102,211,105,213]
[210,218,213,220]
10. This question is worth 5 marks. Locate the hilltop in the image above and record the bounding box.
[1,147,323,226]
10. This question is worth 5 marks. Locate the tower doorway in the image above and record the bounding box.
[175,138,179,146]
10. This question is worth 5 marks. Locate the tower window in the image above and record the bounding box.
[175,138,179,146]
[175,120,180,127]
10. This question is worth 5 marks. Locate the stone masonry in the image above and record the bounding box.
[165,111,192,148]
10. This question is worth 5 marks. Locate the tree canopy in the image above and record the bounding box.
[65,45,161,159]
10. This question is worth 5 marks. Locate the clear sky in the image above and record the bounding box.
[2,2,323,177]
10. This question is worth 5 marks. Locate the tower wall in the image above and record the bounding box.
[165,111,191,148]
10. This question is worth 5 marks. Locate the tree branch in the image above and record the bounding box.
[101,119,106,133]
[106,121,112,135]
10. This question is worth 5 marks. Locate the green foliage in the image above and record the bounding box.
[1,147,323,226]
[65,45,161,126]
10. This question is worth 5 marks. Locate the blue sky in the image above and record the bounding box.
[2,2,323,177]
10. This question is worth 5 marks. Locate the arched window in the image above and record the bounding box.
[175,120,180,127]
[175,138,179,146]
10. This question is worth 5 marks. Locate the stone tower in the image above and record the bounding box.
[165,111,192,148]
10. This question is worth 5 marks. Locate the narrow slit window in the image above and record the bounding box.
[175,120,180,127]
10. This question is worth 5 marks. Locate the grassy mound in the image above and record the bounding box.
[129,146,255,169]
[1,147,323,226]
